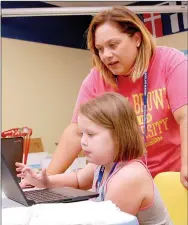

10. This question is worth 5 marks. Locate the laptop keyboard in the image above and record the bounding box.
[25,189,73,203]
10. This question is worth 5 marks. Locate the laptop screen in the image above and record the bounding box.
[1,137,24,182]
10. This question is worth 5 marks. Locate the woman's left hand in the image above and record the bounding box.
[180,164,188,189]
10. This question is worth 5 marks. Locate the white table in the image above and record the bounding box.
[2,192,139,225]
[2,191,24,208]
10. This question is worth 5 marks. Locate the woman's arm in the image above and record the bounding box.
[47,70,97,175]
[164,50,187,188]
[47,123,82,175]
[173,105,188,189]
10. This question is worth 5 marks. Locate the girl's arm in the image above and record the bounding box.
[47,163,96,190]
[105,162,151,215]
[16,162,96,190]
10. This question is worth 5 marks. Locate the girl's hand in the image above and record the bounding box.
[19,179,35,189]
[16,162,49,188]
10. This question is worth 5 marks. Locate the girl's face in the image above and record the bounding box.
[78,114,115,165]
[95,21,141,75]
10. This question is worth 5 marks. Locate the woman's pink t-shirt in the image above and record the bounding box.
[72,46,188,177]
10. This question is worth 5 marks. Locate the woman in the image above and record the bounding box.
[46,6,187,188]
[17,93,172,224]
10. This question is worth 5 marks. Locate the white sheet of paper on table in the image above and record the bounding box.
[2,207,33,225]
[2,200,138,225]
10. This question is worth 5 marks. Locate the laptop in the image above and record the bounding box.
[1,137,24,183]
[2,152,99,207]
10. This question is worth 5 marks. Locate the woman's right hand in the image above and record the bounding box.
[15,162,49,188]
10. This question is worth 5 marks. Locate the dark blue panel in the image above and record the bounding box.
[1,1,56,8]
[160,14,172,35]
[1,1,92,49]
[130,1,164,6]
[2,1,187,49]
[2,15,92,49]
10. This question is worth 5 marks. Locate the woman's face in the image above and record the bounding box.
[95,21,141,76]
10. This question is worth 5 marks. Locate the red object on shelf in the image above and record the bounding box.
[1,127,32,164]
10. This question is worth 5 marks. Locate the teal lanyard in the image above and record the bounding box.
[96,162,118,201]
[143,72,148,142]
[115,72,148,141]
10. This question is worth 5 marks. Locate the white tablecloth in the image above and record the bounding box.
[2,192,139,225]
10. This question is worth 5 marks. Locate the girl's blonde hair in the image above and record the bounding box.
[87,6,156,88]
[79,92,146,161]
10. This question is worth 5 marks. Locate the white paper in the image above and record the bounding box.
[2,207,33,225]
[27,152,48,169]
[65,157,87,173]
[2,200,138,225]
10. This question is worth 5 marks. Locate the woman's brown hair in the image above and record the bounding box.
[87,6,156,87]
[79,92,146,161]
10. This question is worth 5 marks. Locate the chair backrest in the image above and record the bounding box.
[154,172,187,225]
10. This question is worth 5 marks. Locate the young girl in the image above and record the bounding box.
[16,93,172,224]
